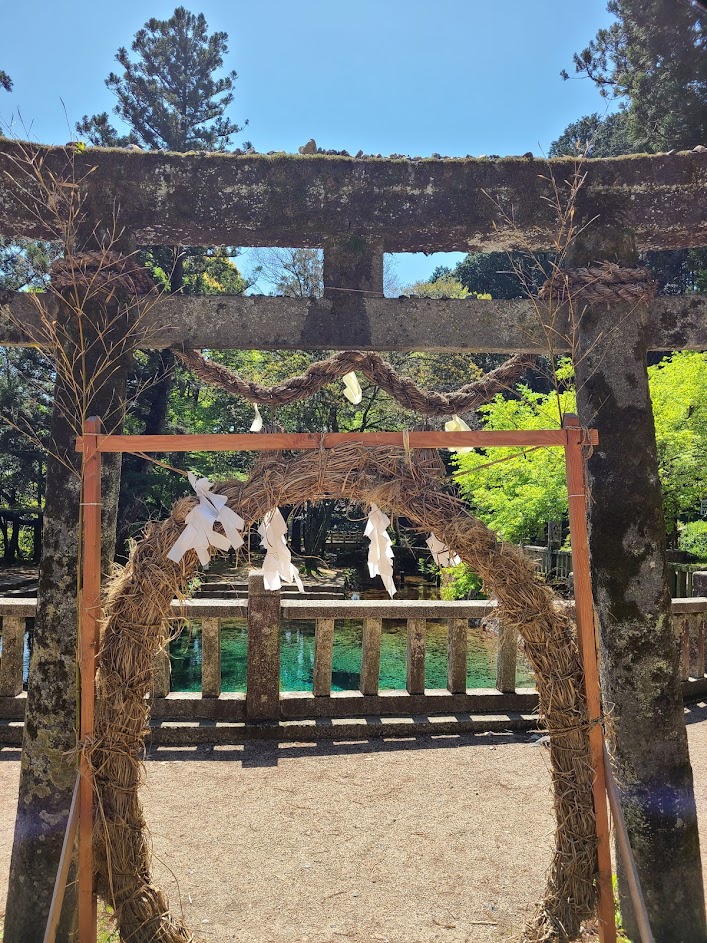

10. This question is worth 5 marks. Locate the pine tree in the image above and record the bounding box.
[563,0,707,151]
[76,6,246,151]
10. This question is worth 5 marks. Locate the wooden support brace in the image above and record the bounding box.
[79,418,102,943]
[563,414,616,943]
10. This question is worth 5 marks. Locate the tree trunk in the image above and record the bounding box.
[575,301,706,943]
[4,276,133,942]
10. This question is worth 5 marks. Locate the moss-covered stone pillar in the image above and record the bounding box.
[4,248,145,943]
[322,236,384,347]
[574,291,706,943]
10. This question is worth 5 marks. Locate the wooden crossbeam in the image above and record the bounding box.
[75,428,598,454]
[3,291,706,352]
[1,141,706,252]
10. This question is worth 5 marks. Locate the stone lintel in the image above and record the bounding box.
[2,291,706,353]
[1,141,707,252]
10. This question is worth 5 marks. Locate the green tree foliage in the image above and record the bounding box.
[0,348,50,511]
[679,520,707,560]
[454,387,575,544]
[0,239,60,291]
[407,275,472,298]
[563,0,707,152]
[0,70,12,92]
[76,6,246,150]
[649,351,707,535]
[451,353,707,546]
[549,111,638,158]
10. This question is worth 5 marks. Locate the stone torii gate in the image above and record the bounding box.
[0,141,706,942]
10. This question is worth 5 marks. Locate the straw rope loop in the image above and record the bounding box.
[172,346,535,418]
[538,262,657,306]
[50,250,156,297]
[93,445,600,943]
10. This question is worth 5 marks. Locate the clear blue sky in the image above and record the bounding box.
[0,0,616,288]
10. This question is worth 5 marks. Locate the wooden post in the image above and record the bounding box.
[313,618,334,696]
[495,620,518,694]
[360,618,382,695]
[201,618,221,698]
[563,414,616,943]
[246,570,281,722]
[406,619,426,695]
[0,615,25,696]
[43,775,80,943]
[79,417,101,943]
[603,745,656,943]
[447,618,467,694]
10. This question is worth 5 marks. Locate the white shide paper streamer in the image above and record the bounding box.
[258,508,305,593]
[426,533,461,568]
[167,473,245,567]
[444,414,473,454]
[342,371,362,405]
[250,404,263,432]
[365,503,396,598]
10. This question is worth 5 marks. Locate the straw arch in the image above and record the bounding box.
[93,445,598,943]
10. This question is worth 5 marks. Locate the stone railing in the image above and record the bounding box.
[1,579,705,741]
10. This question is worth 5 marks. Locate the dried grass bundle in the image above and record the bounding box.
[93,445,598,943]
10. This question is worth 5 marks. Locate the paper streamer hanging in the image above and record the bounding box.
[444,414,473,454]
[250,404,263,432]
[365,503,396,598]
[426,533,461,568]
[258,508,305,593]
[167,473,245,567]
[342,371,362,405]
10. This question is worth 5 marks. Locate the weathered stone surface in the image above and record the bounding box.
[575,301,706,943]
[3,291,706,353]
[200,618,221,698]
[360,618,382,695]
[2,142,707,252]
[406,619,426,695]
[495,620,518,694]
[3,271,133,942]
[447,619,468,694]
[245,571,281,722]
[313,618,334,697]
[147,713,540,744]
[0,617,25,697]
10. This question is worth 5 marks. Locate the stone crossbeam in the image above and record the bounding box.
[1,141,707,252]
[2,290,705,352]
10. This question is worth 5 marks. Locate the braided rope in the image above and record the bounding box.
[50,250,155,296]
[538,262,657,305]
[173,347,535,417]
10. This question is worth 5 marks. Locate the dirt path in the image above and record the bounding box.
[1,709,706,942]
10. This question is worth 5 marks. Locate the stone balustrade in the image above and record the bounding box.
[1,583,705,741]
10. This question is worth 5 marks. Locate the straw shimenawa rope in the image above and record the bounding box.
[92,446,598,943]
[172,347,535,417]
[538,262,657,306]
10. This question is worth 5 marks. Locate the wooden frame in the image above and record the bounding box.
[70,416,615,943]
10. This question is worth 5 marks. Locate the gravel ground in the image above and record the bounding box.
[1,705,706,943]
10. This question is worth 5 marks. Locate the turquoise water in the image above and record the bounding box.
[169,619,535,692]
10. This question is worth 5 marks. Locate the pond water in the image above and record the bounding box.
[169,619,535,692]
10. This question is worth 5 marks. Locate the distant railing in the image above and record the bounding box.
[1,583,705,731]
[522,547,701,598]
